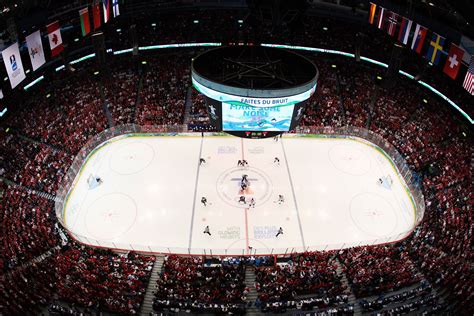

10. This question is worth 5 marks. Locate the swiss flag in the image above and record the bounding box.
[443,44,464,80]
[47,21,63,57]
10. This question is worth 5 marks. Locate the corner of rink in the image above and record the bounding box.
[58,132,421,255]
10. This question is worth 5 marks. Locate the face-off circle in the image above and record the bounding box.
[216,167,272,208]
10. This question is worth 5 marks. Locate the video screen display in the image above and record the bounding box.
[222,103,295,131]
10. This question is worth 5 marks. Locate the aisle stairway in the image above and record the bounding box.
[244,266,260,315]
[183,86,194,124]
[140,256,164,316]
[334,257,361,315]
[1,177,61,203]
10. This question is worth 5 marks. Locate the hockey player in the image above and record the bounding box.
[276,227,283,237]
[237,160,243,167]
[274,157,280,165]
[201,197,207,206]
[249,198,256,208]
[278,195,284,204]
[242,159,249,167]
[238,196,246,204]
[273,136,279,142]
[203,225,211,236]
[200,158,206,165]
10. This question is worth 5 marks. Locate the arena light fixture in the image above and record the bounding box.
[323,27,328,31]
[423,98,428,104]
[93,71,100,76]
[331,64,337,68]
[116,28,121,32]
[0,109,7,118]
[377,76,383,80]
[3,77,7,82]
[238,20,244,24]
[141,61,147,65]
[4,127,9,132]
[74,38,79,42]
[46,93,51,98]
[193,20,199,24]
[25,69,30,74]
[24,76,44,91]
[151,23,156,27]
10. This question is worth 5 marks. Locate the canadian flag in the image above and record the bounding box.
[47,21,64,57]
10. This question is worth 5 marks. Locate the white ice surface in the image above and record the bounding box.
[63,135,416,255]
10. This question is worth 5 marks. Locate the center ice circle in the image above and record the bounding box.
[328,143,371,176]
[109,140,155,175]
[216,167,273,208]
[85,193,137,240]
[349,193,397,237]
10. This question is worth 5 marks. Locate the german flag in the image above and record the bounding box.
[368,2,377,24]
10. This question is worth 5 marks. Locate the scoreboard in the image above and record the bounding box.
[192,78,316,133]
[191,46,318,138]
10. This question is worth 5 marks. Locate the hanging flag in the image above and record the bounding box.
[112,0,120,18]
[93,3,101,30]
[47,21,64,57]
[377,7,385,29]
[398,17,413,45]
[443,44,464,80]
[103,0,110,23]
[386,11,399,36]
[411,24,427,54]
[368,2,377,24]
[425,33,445,65]
[79,7,91,36]
[2,42,26,89]
[462,55,474,95]
[25,30,46,71]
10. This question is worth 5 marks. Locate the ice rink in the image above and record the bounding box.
[63,134,416,255]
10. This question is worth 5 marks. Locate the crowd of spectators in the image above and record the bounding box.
[153,255,247,313]
[337,246,421,298]
[136,54,190,126]
[0,184,58,272]
[253,252,350,313]
[0,254,58,315]
[55,246,155,314]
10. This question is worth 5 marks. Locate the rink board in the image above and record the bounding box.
[62,134,416,255]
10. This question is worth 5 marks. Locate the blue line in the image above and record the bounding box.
[280,138,306,250]
[188,136,204,250]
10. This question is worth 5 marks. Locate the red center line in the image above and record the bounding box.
[244,207,249,255]
[241,138,249,254]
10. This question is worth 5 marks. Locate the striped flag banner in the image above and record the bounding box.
[79,7,91,36]
[463,55,474,95]
[103,0,110,23]
[377,7,385,29]
[398,17,413,45]
[411,24,427,54]
[386,11,399,36]
[112,0,120,18]
[93,3,101,30]
[368,2,377,24]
